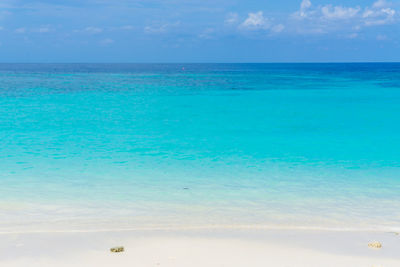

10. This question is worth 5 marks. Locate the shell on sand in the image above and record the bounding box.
[368,242,382,249]
[110,246,125,253]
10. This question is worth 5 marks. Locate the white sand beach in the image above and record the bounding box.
[1,228,399,267]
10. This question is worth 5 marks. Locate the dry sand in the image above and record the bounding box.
[1,228,399,267]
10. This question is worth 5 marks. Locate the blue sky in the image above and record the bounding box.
[0,0,399,62]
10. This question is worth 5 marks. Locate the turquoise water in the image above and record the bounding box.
[1,63,400,232]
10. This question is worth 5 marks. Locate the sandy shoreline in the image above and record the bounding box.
[1,228,399,267]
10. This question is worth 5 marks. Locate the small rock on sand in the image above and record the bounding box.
[110,246,124,253]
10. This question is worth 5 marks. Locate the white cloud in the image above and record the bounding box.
[144,22,180,34]
[240,11,270,30]
[237,11,285,35]
[291,0,398,34]
[100,38,114,45]
[15,27,26,34]
[363,0,396,26]
[271,24,285,33]
[294,0,396,22]
[376,34,388,40]
[198,28,215,39]
[373,0,389,9]
[108,25,134,31]
[321,5,360,20]
[225,12,239,25]
[346,33,359,39]
[120,25,134,30]
[13,26,55,34]
[300,0,312,17]
[83,26,103,34]
[38,27,50,33]
[35,25,53,33]
[144,24,167,34]
[301,0,312,10]
[291,0,313,19]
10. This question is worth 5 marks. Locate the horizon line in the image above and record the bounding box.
[0,62,400,64]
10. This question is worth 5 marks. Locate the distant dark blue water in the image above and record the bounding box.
[1,63,400,232]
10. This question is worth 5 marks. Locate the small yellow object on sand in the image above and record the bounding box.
[110,246,124,253]
[368,242,382,249]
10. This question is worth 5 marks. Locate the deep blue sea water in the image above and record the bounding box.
[1,63,400,232]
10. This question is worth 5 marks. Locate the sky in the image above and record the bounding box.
[0,0,399,62]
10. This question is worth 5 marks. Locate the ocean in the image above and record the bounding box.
[1,63,400,232]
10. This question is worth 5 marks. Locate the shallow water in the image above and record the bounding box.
[1,63,400,232]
